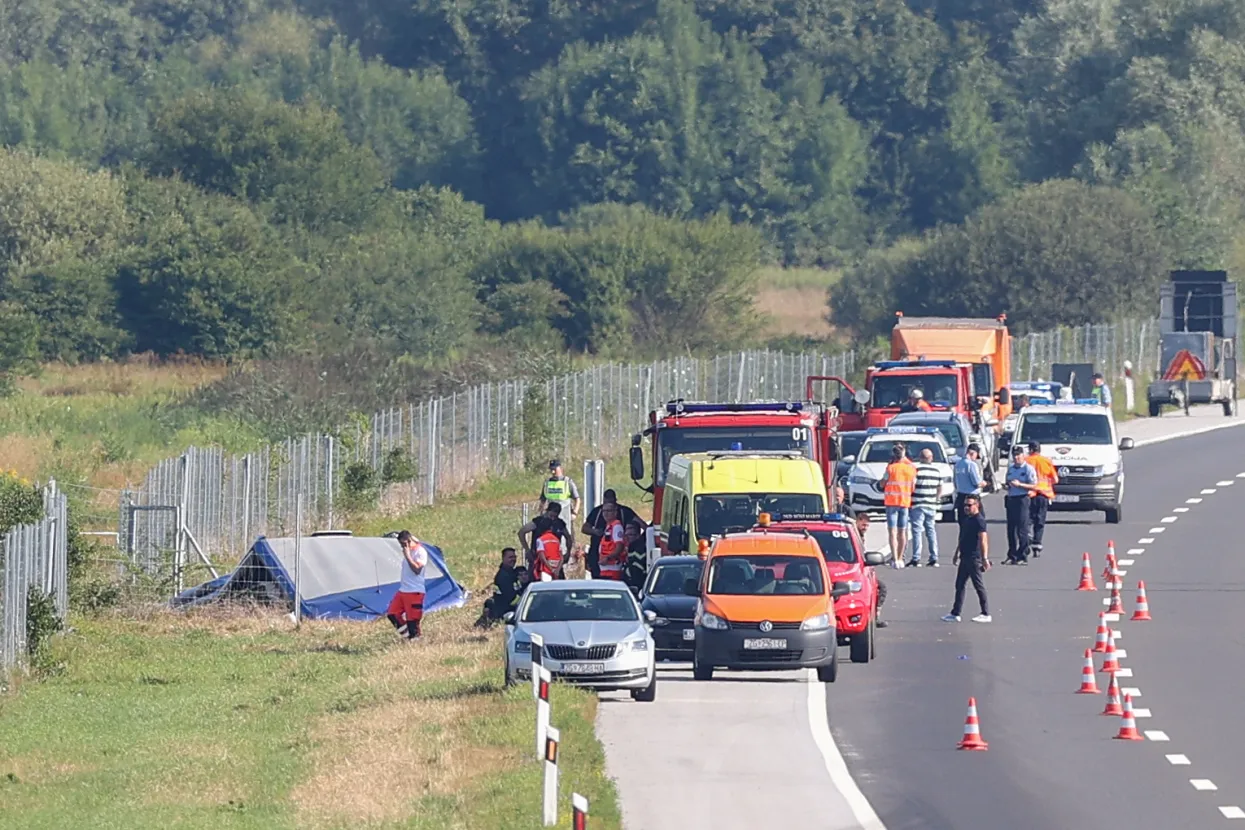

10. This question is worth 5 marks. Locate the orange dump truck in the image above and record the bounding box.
[891,313,1013,422]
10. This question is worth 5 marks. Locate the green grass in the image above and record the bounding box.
[754,265,844,290]
[0,457,637,830]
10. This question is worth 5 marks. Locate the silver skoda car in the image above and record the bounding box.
[504,580,657,702]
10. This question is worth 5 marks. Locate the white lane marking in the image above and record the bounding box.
[1112,630,1123,639]
[1162,516,1178,523]
[1133,708,1152,717]
[1120,559,1136,566]
[1220,806,1245,819]
[1115,649,1128,658]
[1128,547,1146,554]
[1104,613,1121,621]
[1123,687,1141,697]
[1116,668,1134,677]
[1148,527,1167,534]
[1217,480,1235,487]
[1140,537,1156,544]
[1202,489,1218,495]
[1132,416,1245,447]
[1188,497,1204,504]
[1102,598,1112,606]
[1174,507,1190,513]
[1238,472,1245,478]
[1117,569,1128,576]
[1167,754,1191,765]
[807,671,887,830]
[1193,780,1219,791]
[1144,730,1168,741]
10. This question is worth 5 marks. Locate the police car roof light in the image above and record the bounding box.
[865,426,939,435]
[1074,398,1103,406]
[665,401,804,415]
[873,360,959,370]
[1012,381,1057,391]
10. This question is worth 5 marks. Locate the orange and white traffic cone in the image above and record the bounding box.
[1114,694,1144,740]
[1100,631,1120,673]
[1107,583,1124,615]
[1101,671,1123,716]
[1092,612,1111,653]
[1076,648,1102,693]
[1077,552,1097,591]
[1102,542,1117,580]
[957,697,989,750]
[1131,581,1152,621]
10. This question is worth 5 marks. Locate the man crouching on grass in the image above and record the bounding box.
[386,530,428,641]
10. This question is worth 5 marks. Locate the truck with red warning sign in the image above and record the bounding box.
[1146,271,1238,417]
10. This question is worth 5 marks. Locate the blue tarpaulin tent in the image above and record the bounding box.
[171,533,468,620]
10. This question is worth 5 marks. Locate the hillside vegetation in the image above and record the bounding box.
[1,0,1243,392]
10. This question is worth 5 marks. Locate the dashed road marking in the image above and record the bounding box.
[1188,497,1204,503]
[1162,516,1178,523]
[1140,537,1156,544]
[1116,668,1133,677]
[1174,507,1190,513]
[1112,629,1123,639]
[1238,472,1245,478]
[1117,569,1128,576]
[1133,708,1152,717]
[1193,780,1219,792]
[1144,730,1168,741]
[1167,754,1191,765]
[1120,559,1135,565]
[1220,806,1245,819]
[1128,547,1145,554]
[1217,480,1235,487]
[1202,489,1218,495]
[1104,613,1121,621]
[1148,527,1167,534]
[1123,687,1141,697]
[1115,649,1128,658]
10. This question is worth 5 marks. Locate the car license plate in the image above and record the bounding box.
[1054,494,1080,503]
[682,628,695,641]
[563,662,605,675]
[743,638,788,650]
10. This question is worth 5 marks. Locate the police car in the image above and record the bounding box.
[844,427,957,521]
[1010,399,1135,524]
[999,381,1062,456]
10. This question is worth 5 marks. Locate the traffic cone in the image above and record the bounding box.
[1092,612,1111,653]
[1107,583,1124,614]
[1100,632,1120,673]
[1102,542,1117,581]
[957,697,988,750]
[1101,671,1123,716]
[1076,649,1102,693]
[1077,552,1097,591]
[1114,694,1144,740]
[1131,581,1152,621]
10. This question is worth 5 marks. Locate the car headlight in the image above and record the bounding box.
[800,613,832,631]
[849,472,873,485]
[698,610,729,630]
[624,638,649,652]
[514,640,532,654]
[1099,462,1119,476]
[650,616,670,627]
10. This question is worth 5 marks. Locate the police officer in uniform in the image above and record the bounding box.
[538,459,581,545]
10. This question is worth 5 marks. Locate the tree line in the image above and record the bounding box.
[1,0,1243,379]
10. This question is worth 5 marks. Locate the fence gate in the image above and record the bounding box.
[120,500,219,594]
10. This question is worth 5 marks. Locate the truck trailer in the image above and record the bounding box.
[1146,270,1238,417]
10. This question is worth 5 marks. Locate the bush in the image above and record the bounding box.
[381,447,418,485]
[25,586,63,673]
[0,470,43,534]
[340,461,380,512]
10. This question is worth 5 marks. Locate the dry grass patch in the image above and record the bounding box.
[21,354,226,398]
[0,434,53,480]
[758,286,835,337]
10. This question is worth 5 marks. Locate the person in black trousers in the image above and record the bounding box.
[943,494,991,623]
[1003,444,1037,564]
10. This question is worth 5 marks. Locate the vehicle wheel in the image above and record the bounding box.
[1148,400,1162,418]
[1105,505,1121,524]
[692,650,714,681]
[503,656,515,688]
[850,618,873,664]
[817,652,838,683]
[631,673,657,702]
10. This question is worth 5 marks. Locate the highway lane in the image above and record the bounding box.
[828,425,1245,830]
[598,403,1245,830]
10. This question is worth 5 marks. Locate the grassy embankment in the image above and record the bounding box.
[754,265,842,340]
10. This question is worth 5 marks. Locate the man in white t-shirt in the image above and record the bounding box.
[385,530,429,641]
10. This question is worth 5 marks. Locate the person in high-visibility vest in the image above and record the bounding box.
[533,529,565,581]
[538,459,580,545]
[596,502,626,580]
[882,443,917,569]
[900,389,933,412]
[1025,440,1059,557]
[1091,373,1113,407]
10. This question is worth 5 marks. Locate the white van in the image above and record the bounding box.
[1011,401,1135,523]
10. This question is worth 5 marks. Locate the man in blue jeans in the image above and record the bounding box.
[908,447,941,567]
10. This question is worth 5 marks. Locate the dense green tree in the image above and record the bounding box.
[4,258,133,361]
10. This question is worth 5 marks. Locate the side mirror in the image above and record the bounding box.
[842,455,857,465]
[996,387,1011,405]
[1119,437,1135,451]
[863,551,886,567]
[668,526,688,554]
[629,445,645,481]
[503,612,515,626]
[854,388,871,406]
[831,582,852,598]
[643,609,657,623]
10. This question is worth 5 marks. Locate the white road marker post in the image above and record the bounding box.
[536,665,552,760]
[543,725,560,826]
[1123,360,1135,412]
[530,632,544,700]
[572,792,589,829]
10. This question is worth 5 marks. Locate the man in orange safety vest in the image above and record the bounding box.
[1026,440,1059,558]
[882,443,916,569]
[596,502,626,580]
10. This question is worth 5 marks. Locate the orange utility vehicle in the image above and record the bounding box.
[692,530,850,683]
[890,312,1013,423]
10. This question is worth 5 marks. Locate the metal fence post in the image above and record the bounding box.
[294,492,303,628]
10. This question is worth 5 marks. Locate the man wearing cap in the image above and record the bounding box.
[1026,440,1058,557]
[538,459,580,545]
[954,443,986,522]
[1004,445,1038,564]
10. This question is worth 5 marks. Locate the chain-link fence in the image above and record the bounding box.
[116,319,1171,587]
[2,482,69,673]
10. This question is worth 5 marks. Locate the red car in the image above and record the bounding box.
[751,513,887,663]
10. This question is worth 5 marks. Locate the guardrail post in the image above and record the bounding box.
[572,793,589,829]
[536,665,551,760]
[542,725,560,826]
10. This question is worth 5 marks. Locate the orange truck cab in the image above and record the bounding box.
[890,313,1013,423]
[692,531,850,683]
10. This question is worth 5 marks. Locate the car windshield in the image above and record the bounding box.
[521,589,639,622]
[839,433,867,461]
[1016,413,1113,446]
[656,426,814,485]
[809,530,858,564]
[695,493,825,539]
[870,374,959,408]
[707,554,825,595]
[891,418,965,448]
[861,439,947,464]
[646,562,703,595]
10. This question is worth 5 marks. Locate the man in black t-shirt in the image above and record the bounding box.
[943,494,991,623]
[581,489,644,579]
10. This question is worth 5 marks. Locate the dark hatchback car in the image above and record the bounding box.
[639,556,705,660]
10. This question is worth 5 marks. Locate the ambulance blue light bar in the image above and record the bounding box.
[873,360,958,370]
[665,401,804,415]
[865,426,940,435]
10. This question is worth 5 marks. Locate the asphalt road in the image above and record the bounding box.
[598,404,1245,830]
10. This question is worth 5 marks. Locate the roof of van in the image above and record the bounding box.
[667,453,826,495]
[709,532,823,557]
